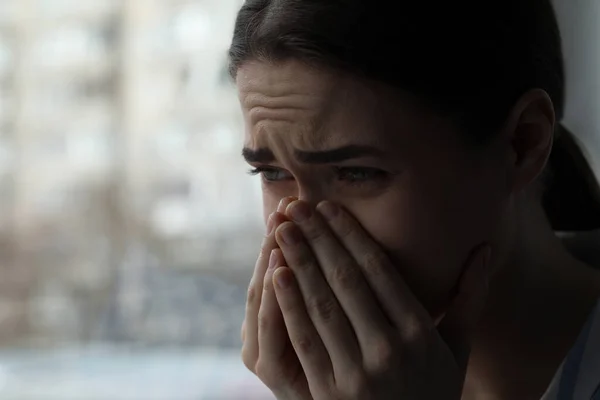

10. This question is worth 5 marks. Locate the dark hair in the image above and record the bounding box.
[228,0,600,231]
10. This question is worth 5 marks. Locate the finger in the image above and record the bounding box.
[242,196,294,370]
[242,211,287,371]
[255,225,312,400]
[273,266,334,392]
[275,221,361,378]
[437,244,491,372]
[286,200,393,355]
[257,249,289,367]
[278,196,297,213]
[316,201,431,337]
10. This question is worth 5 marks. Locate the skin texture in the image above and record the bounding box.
[239,60,508,317]
[237,59,600,399]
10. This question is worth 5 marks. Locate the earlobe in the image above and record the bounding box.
[506,89,556,193]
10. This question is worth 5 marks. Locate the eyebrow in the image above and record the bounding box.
[242,145,384,164]
[242,147,276,163]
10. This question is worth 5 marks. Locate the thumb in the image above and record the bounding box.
[437,244,492,372]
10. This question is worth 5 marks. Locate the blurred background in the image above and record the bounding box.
[0,0,598,399]
[0,0,271,399]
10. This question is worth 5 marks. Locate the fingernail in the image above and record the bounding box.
[266,214,275,234]
[269,249,278,270]
[317,201,338,220]
[278,197,295,213]
[279,224,301,245]
[288,202,311,222]
[277,199,286,213]
[275,268,291,289]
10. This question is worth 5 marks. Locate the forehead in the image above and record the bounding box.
[236,60,341,104]
[236,60,404,149]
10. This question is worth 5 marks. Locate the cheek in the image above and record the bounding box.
[261,182,299,224]
[350,197,465,315]
[346,175,503,316]
[262,194,279,225]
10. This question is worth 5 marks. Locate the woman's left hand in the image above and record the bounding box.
[270,199,491,400]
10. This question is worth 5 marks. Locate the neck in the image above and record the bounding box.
[463,199,600,400]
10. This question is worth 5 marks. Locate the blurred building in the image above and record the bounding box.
[0,0,260,347]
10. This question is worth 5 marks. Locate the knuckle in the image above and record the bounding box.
[361,251,388,277]
[335,217,354,239]
[306,296,338,322]
[260,229,271,246]
[253,359,269,379]
[332,264,361,290]
[254,359,281,386]
[291,248,316,272]
[258,246,271,263]
[247,284,257,304]
[241,346,257,373]
[262,272,274,292]
[302,224,326,242]
[292,334,314,355]
[257,313,270,332]
[277,295,294,314]
[366,337,396,374]
[402,317,427,344]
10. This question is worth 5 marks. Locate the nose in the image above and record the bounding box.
[297,186,326,208]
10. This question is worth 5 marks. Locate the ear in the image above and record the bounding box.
[503,89,556,193]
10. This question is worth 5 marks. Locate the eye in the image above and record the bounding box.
[248,166,294,182]
[334,167,389,184]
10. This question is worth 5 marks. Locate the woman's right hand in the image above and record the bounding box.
[241,197,312,400]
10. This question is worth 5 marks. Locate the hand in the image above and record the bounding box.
[241,197,313,399]
[267,199,491,400]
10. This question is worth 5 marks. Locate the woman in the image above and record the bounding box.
[230,0,600,399]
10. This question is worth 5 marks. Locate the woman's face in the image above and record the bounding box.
[237,60,511,317]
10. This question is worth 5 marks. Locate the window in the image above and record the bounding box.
[0,2,270,399]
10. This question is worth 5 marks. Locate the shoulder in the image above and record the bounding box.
[542,299,600,400]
